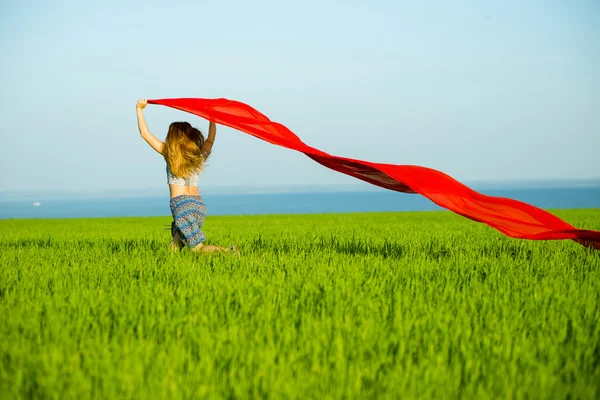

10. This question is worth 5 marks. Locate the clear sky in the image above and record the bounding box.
[1,0,598,193]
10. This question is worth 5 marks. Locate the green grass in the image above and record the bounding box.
[1,209,599,399]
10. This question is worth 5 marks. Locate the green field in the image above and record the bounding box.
[1,210,599,399]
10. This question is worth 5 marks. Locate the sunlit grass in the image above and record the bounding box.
[1,209,599,399]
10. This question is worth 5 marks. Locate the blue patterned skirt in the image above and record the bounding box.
[170,195,207,248]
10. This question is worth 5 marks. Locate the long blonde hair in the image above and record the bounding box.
[162,122,205,177]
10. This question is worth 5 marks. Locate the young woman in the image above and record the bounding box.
[136,99,236,253]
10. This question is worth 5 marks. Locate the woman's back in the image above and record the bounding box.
[166,162,201,198]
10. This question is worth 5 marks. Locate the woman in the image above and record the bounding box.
[136,99,236,253]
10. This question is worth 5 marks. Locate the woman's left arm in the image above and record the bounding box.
[137,99,164,154]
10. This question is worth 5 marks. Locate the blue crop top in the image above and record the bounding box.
[166,163,201,186]
[166,149,209,187]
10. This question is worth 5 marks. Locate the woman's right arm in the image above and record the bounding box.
[201,121,216,157]
[137,99,164,154]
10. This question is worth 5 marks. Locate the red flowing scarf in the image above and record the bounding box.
[148,97,600,250]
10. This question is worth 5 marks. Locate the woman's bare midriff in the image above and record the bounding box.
[169,184,200,199]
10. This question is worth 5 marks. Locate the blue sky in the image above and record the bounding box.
[1,0,598,193]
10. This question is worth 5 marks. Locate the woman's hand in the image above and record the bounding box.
[137,99,147,110]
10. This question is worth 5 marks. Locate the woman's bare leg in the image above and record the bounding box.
[192,243,239,254]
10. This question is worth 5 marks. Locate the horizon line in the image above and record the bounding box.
[1,177,600,198]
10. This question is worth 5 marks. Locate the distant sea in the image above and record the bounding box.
[0,185,599,220]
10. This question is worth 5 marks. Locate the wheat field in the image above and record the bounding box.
[1,210,599,399]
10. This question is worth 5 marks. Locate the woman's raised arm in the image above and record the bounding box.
[201,121,216,157]
[137,99,164,154]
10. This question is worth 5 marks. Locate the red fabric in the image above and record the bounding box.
[148,97,600,250]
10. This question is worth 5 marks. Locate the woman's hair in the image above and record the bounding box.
[162,122,206,177]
